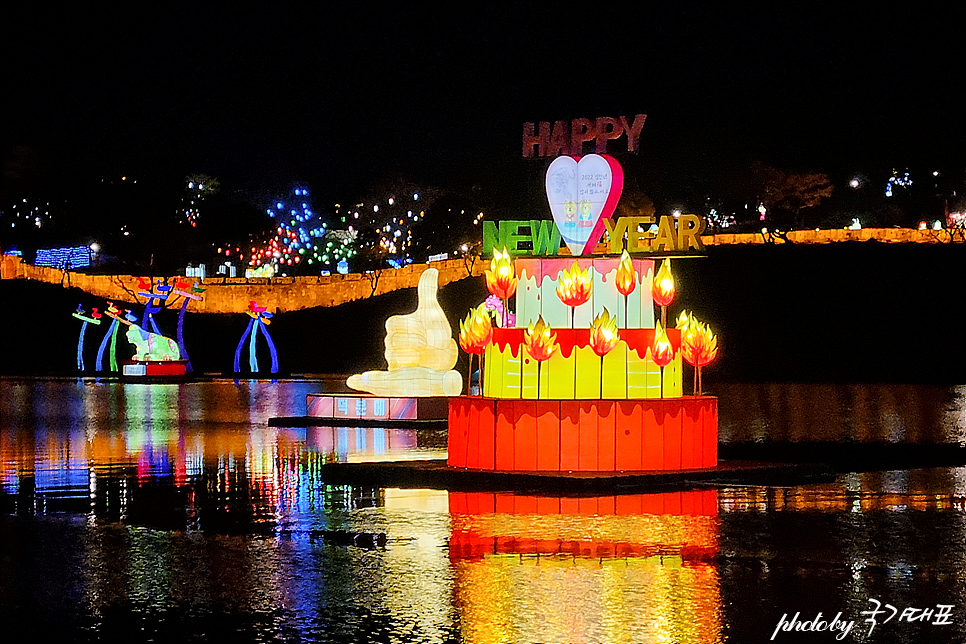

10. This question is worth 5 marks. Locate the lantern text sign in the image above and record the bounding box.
[523,115,648,158]
[483,215,705,256]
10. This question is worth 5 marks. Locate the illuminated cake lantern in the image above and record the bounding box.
[449,154,719,472]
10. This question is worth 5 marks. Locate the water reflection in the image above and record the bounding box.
[715,383,966,444]
[449,490,721,644]
[1,379,444,524]
[3,378,966,642]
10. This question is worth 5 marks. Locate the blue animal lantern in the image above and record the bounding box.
[234,301,279,374]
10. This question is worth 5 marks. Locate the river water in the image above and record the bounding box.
[2,378,965,643]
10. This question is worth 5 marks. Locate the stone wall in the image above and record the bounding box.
[0,254,485,314]
[2,228,959,313]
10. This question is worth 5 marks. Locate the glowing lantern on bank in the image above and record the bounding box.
[459,303,493,395]
[652,258,675,328]
[525,315,557,398]
[556,261,593,327]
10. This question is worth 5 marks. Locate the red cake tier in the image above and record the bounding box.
[448,395,717,472]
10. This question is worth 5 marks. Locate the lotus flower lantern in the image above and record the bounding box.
[652,258,675,328]
[589,307,620,398]
[650,320,675,398]
[615,250,637,327]
[459,303,494,395]
[484,247,516,327]
[524,315,557,398]
[556,261,593,328]
[679,312,718,395]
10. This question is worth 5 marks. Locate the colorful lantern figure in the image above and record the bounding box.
[72,304,101,371]
[234,301,279,374]
[483,294,515,328]
[524,315,557,399]
[652,258,675,329]
[556,261,593,328]
[172,278,205,373]
[650,321,675,398]
[459,303,493,394]
[136,277,168,336]
[589,307,620,398]
[484,247,517,327]
[680,313,718,395]
[615,250,637,327]
[95,302,125,372]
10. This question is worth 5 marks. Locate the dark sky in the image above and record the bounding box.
[2,6,963,208]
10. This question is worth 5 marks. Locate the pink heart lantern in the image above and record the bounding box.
[545,154,624,255]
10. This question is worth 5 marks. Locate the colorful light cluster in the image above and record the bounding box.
[336,191,425,268]
[2,198,53,230]
[179,174,219,228]
[249,187,338,274]
[885,170,912,197]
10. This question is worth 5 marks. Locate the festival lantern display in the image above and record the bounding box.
[523,315,557,398]
[459,303,493,394]
[233,301,279,374]
[72,304,102,371]
[307,268,462,423]
[448,154,719,473]
[678,311,719,395]
[555,261,593,328]
[346,268,462,397]
[650,321,675,398]
[95,302,124,372]
[172,279,205,372]
[484,247,517,327]
[615,250,637,327]
[651,258,675,328]
[588,307,619,397]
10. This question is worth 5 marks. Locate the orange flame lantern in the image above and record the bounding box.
[459,304,493,355]
[680,313,718,395]
[459,303,493,395]
[589,307,620,357]
[615,250,637,327]
[590,307,620,398]
[524,315,557,399]
[652,258,675,328]
[484,247,517,300]
[651,321,675,369]
[556,261,593,328]
[651,320,675,398]
[524,315,558,362]
[615,251,637,297]
[485,247,517,329]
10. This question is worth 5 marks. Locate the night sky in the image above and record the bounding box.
[3,6,963,209]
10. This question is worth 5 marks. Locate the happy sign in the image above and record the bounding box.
[545,154,625,255]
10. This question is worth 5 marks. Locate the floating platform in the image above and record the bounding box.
[121,360,188,377]
[277,394,450,427]
[314,458,835,493]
